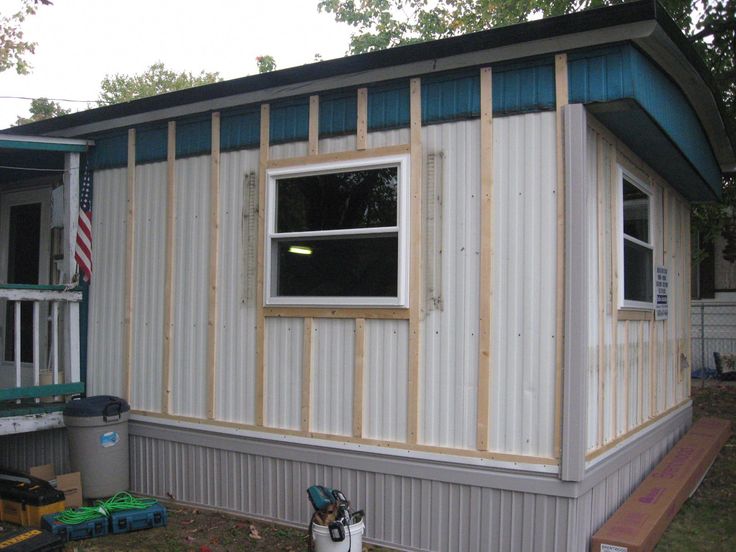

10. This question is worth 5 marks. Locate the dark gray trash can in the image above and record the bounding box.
[64,396,130,499]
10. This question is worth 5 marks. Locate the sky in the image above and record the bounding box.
[0,0,355,129]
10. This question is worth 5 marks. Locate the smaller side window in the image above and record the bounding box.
[620,168,653,307]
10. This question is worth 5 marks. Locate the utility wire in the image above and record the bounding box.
[0,95,100,104]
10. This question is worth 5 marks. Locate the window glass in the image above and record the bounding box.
[620,172,653,305]
[276,236,398,297]
[622,178,649,242]
[276,168,397,232]
[623,240,653,303]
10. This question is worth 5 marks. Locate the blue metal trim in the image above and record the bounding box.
[221,108,260,151]
[422,71,480,124]
[568,44,721,196]
[367,81,410,130]
[270,98,309,144]
[493,59,555,114]
[176,115,212,158]
[91,132,128,170]
[135,125,168,164]
[319,92,357,137]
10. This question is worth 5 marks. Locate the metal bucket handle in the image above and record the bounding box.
[103,399,123,422]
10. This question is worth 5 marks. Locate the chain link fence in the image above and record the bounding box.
[691,301,736,380]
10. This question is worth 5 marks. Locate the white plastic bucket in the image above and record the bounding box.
[312,520,365,552]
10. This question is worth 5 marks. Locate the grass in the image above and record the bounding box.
[656,381,736,551]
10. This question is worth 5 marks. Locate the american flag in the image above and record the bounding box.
[75,164,93,282]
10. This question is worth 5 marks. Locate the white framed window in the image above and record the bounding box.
[618,166,654,309]
[265,154,410,307]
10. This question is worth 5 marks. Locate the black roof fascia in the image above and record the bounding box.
[6,0,660,136]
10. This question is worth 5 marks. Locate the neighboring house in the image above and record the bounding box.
[1,1,734,550]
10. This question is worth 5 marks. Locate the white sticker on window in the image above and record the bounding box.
[100,431,119,448]
[601,544,628,552]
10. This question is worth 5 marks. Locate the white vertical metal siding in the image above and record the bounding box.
[171,156,210,418]
[586,127,600,451]
[420,120,482,450]
[269,142,307,160]
[367,129,410,149]
[490,112,558,457]
[130,162,167,412]
[264,317,303,430]
[311,318,354,436]
[88,168,127,397]
[216,149,259,423]
[363,319,409,442]
[318,135,357,153]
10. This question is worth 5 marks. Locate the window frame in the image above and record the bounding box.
[617,165,655,310]
[265,154,410,307]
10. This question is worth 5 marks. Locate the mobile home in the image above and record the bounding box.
[1,1,734,550]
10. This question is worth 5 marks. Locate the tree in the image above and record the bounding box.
[14,97,70,125]
[319,0,735,260]
[98,62,221,106]
[256,55,277,73]
[0,0,51,74]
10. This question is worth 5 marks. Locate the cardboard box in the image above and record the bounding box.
[29,464,83,509]
[591,417,731,552]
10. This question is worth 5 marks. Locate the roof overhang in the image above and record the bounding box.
[0,134,93,185]
[5,1,732,179]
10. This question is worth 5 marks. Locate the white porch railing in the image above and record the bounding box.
[0,284,83,403]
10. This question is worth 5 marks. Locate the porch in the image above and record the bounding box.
[0,134,93,435]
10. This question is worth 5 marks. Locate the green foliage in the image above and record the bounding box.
[98,62,221,106]
[14,96,70,125]
[0,0,51,74]
[256,55,277,73]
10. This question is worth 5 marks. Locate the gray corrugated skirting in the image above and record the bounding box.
[124,404,690,552]
[0,428,70,474]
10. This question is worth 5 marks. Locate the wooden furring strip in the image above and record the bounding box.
[407,77,422,445]
[264,307,409,320]
[161,122,176,414]
[353,318,365,438]
[553,53,568,458]
[255,104,270,426]
[357,88,368,150]
[266,145,410,169]
[123,128,136,402]
[301,317,313,432]
[309,95,319,156]
[206,112,221,420]
[477,66,493,452]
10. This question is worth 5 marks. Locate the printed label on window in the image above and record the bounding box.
[100,431,119,448]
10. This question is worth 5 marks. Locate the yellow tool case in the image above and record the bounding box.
[0,470,65,527]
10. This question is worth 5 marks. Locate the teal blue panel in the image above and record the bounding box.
[367,81,409,130]
[0,139,87,153]
[176,116,212,158]
[135,125,167,164]
[422,71,480,123]
[221,108,260,151]
[568,44,721,197]
[493,60,555,113]
[320,92,357,137]
[91,132,127,170]
[270,98,309,144]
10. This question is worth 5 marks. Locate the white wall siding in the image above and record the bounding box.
[216,149,259,423]
[171,156,210,418]
[88,168,127,397]
[363,319,409,442]
[367,129,409,149]
[420,120,481,450]
[270,141,307,160]
[318,135,356,153]
[130,162,167,412]
[490,112,557,457]
[264,317,303,430]
[311,318,355,436]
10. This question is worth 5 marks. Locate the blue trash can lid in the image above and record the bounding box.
[64,395,130,418]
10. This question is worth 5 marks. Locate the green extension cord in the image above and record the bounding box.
[56,492,158,525]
